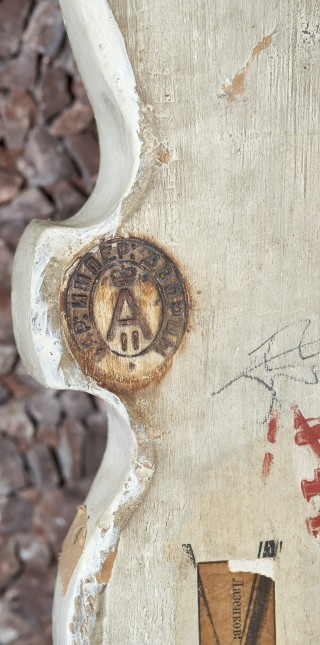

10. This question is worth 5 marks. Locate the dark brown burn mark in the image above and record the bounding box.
[61,235,191,394]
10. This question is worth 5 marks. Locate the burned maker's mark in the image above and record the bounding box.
[63,236,189,392]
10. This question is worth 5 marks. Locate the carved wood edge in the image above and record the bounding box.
[11,1,172,641]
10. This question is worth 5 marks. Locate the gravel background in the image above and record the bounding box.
[0,1,105,643]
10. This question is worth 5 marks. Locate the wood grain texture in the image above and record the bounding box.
[100,1,320,643]
[13,0,320,643]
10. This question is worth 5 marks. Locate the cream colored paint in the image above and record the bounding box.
[12,0,320,643]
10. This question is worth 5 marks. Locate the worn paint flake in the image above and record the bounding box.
[223,34,273,103]
[59,505,88,595]
[96,551,118,585]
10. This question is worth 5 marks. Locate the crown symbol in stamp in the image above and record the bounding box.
[62,236,189,392]
[110,266,137,288]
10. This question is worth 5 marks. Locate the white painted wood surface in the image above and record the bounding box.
[12,0,320,643]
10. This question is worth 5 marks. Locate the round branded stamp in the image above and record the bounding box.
[62,236,189,392]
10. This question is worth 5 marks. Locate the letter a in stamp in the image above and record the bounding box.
[62,236,189,392]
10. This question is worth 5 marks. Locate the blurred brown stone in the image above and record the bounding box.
[85,411,108,435]
[0,48,38,91]
[9,568,56,632]
[17,534,52,571]
[84,429,107,477]
[0,0,33,59]
[0,400,34,440]
[15,637,52,645]
[23,2,65,57]
[0,293,14,344]
[84,411,107,476]
[46,179,85,220]
[36,424,59,450]
[40,67,71,121]
[0,239,13,294]
[65,132,99,193]
[94,397,108,414]
[0,188,54,228]
[0,382,10,404]
[0,147,21,174]
[26,444,60,490]
[0,188,54,249]
[0,345,17,376]
[0,436,26,495]
[0,599,34,644]
[0,113,4,140]
[13,362,44,395]
[17,126,75,187]
[0,90,37,149]
[60,389,95,417]
[57,417,85,481]
[0,538,20,592]
[0,170,23,205]
[53,37,79,77]
[26,391,60,426]
[71,77,90,102]
[0,220,26,250]
[50,100,93,137]
[0,496,34,535]
[1,373,40,400]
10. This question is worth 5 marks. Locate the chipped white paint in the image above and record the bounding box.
[12,0,141,392]
[12,0,153,642]
[12,0,320,643]
[53,399,154,644]
[229,559,275,580]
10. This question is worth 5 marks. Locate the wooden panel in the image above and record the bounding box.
[12,0,320,642]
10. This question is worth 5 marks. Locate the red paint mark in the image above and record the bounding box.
[293,406,320,460]
[301,469,320,502]
[262,452,274,481]
[296,424,320,445]
[306,514,320,538]
[292,405,320,539]
[261,408,280,480]
[267,409,279,444]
